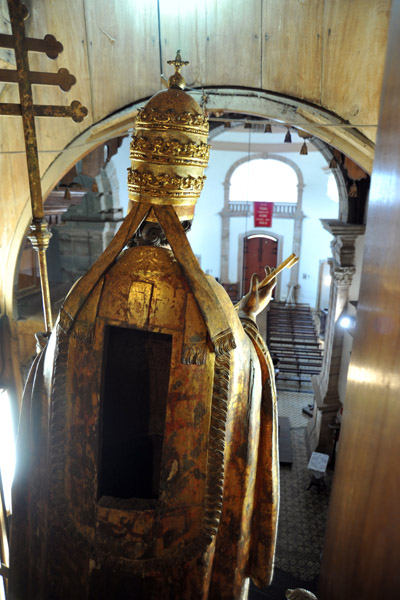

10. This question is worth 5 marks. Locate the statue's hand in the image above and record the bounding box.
[238,266,276,320]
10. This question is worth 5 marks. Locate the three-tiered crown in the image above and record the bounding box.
[128,51,210,221]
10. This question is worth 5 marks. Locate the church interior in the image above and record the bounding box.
[1,0,400,598]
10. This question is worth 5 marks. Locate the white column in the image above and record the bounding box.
[307,220,364,454]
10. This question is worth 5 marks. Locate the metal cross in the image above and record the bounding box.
[166,50,189,90]
[167,49,190,71]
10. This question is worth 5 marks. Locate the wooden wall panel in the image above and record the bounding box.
[262,0,323,104]
[319,1,400,598]
[321,0,390,143]
[159,0,263,89]
[159,0,207,89]
[23,0,93,157]
[0,146,30,309]
[0,0,10,31]
[84,0,160,123]
[0,106,29,233]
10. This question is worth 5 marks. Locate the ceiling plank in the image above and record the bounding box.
[84,0,160,123]
[159,0,263,89]
[20,0,94,176]
[262,0,323,104]
[321,0,390,144]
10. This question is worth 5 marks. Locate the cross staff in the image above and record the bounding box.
[167,50,190,90]
[0,0,88,332]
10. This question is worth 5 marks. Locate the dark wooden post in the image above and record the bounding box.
[319,1,400,598]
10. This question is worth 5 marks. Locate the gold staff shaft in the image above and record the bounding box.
[258,253,299,290]
[27,222,52,332]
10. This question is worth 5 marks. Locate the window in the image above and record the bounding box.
[230,158,297,203]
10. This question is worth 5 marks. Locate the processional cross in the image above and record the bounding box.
[0,0,88,332]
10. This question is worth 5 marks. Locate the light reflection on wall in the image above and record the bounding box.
[348,364,400,390]
[0,388,16,513]
[327,172,339,203]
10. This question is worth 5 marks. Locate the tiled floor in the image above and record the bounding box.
[276,389,310,428]
[249,383,332,599]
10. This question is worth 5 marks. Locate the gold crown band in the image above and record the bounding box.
[128,169,206,198]
[130,137,210,164]
[131,155,209,168]
[136,107,209,135]
[136,122,208,136]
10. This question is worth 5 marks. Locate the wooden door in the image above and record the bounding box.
[242,235,277,295]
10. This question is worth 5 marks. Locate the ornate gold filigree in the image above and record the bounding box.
[130,136,210,165]
[128,54,209,219]
[128,168,206,197]
[136,107,209,135]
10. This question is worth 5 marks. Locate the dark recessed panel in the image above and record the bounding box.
[99,326,172,501]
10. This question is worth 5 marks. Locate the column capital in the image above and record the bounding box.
[330,265,356,287]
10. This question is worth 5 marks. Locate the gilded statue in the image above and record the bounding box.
[10,53,283,599]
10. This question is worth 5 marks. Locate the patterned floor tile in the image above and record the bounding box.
[277,390,311,428]
[274,391,332,582]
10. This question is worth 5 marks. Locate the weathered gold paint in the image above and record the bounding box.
[10,242,278,599]
[10,55,278,599]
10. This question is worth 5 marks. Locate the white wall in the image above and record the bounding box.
[192,136,338,305]
[187,147,240,275]
[111,129,339,307]
[349,235,365,300]
[337,233,365,405]
[111,135,132,217]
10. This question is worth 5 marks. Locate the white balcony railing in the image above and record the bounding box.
[228,201,297,217]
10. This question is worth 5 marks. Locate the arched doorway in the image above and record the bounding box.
[242,234,278,295]
[220,152,305,301]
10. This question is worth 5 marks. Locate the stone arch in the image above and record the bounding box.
[4,86,368,318]
[217,135,347,214]
[220,153,306,286]
[311,137,349,222]
[200,87,374,172]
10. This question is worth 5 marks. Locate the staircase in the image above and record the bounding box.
[267,301,323,388]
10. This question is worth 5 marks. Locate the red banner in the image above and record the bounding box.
[254,202,273,227]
